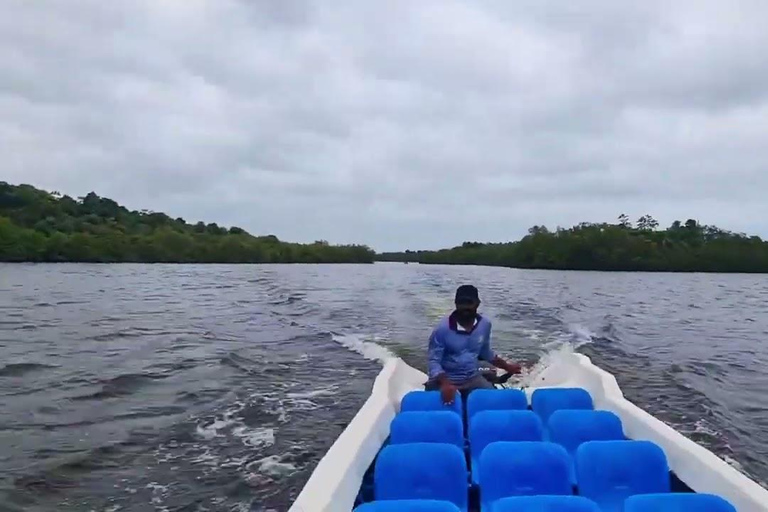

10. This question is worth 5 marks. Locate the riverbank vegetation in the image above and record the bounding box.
[378,215,768,273]
[0,182,374,263]
[4,182,766,271]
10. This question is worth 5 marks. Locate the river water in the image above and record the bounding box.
[1,263,767,511]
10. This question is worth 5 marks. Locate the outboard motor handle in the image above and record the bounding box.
[480,370,513,384]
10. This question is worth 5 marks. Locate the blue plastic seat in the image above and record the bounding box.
[576,440,670,512]
[375,443,468,512]
[390,411,464,448]
[467,388,528,420]
[531,388,593,423]
[401,390,463,417]
[548,410,624,483]
[478,441,571,512]
[625,493,737,512]
[354,499,462,512]
[469,410,544,484]
[548,410,624,453]
[493,495,601,512]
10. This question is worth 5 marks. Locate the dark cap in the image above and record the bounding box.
[455,284,480,304]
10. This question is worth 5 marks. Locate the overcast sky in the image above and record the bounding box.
[2,1,768,250]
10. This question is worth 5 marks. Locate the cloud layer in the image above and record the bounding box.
[3,0,768,250]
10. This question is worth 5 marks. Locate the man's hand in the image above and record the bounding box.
[491,355,523,375]
[440,381,458,405]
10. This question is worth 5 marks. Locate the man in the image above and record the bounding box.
[426,284,522,404]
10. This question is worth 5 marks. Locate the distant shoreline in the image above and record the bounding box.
[2,260,765,274]
[0,260,375,265]
[374,260,768,274]
[3,260,767,274]
[3,182,767,272]
[377,219,768,274]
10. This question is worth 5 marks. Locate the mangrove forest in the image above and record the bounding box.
[378,215,768,273]
[0,182,374,263]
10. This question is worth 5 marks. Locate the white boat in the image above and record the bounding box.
[288,351,768,512]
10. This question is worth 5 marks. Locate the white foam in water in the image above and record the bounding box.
[692,418,721,438]
[521,328,545,342]
[232,426,275,448]
[332,333,394,363]
[514,327,595,388]
[249,455,297,478]
[219,456,250,469]
[194,402,245,440]
[191,447,221,466]
[146,482,170,493]
[248,389,317,425]
[273,403,289,423]
[195,417,239,440]
[568,323,596,348]
[146,482,171,508]
[284,398,320,411]
[723,455,748,474]
[721,453,767,490]
[286,385,338,399]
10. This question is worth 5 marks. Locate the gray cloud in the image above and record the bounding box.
[2,0,768,250]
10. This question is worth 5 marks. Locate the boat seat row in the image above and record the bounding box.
[393,408,625,483]
[400,387,595,424]
[374,438,675,511]
[355,497,600,511]
[354,493,737,512]
[368,438,736,512]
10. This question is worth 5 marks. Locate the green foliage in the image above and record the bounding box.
[0,182,374,264]
[378,216,768,273]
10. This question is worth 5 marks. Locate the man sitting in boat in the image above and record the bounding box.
[426,284,523,404]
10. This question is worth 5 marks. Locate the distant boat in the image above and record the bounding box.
[289,352,766,512]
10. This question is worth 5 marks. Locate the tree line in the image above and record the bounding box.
[4,182,766,272]
[0,182,374,263]
[378,215,768,273]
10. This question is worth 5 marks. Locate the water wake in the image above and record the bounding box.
[331,333,394,364]
[513,324,596,388]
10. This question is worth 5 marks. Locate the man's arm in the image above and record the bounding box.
[479,322,522,374]
[429,326,458,404]
[427,327,447,382]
